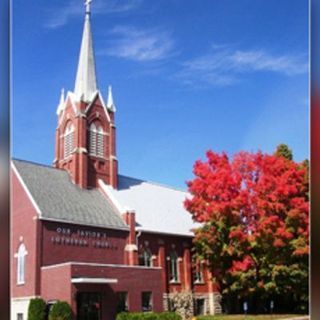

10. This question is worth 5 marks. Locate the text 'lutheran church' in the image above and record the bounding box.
[11,2,221,320]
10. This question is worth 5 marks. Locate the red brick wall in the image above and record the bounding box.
[41,263,162,320]
[11,169,41,297]
[41,264,72,303]
[136,232,216,293]
[41,221,128,266]
[71,264,163,320]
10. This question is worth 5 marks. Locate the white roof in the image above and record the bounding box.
[107,175,198,237]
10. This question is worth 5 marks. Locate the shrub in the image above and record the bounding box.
[117,312,130,320]
[159,312,182,320]
[116,312,181,320]
[28,298,46,320]
[141,312,159,320]
[123,312,158,320]
[48,301,72,320]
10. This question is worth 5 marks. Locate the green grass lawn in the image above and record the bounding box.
[196,315,308,320]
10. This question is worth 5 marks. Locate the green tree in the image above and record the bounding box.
[275,143,293,160]
[28,298,46,320]
[49,301,72,320]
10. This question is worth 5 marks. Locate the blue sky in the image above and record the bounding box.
[13,0,309,189]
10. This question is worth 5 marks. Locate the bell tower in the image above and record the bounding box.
[53,0,118,189]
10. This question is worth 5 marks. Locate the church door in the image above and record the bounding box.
[77,292,102,320]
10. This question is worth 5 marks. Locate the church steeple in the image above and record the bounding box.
[74,0,97,101]
[54,0,118,190]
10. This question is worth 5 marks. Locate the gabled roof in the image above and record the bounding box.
[12,159,128,231]
[57,91,78,121]
[85,90,111,121]
[107,176,199,237]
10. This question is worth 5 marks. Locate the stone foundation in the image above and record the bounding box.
[163,291,222,316]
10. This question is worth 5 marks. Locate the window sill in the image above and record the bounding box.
[139,265,153,268]
[194,281,205,285]
[17,282,25,286]
[169,281,181,285]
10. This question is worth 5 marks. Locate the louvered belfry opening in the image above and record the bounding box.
[89,123,97,156]
[64,123,75,159]
[96,127,104,158]
[88,123,104,158]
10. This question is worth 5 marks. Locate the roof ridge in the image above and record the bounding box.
[118,174,188,193]
[12,158,63,171]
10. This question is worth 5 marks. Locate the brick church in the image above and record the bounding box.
[11,2,221,320]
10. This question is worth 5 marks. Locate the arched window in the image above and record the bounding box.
[193,261,204,283]
[169,251,179,282]
[16,243,27,285]
[88,123,104,158]
[64,123,75,158]
[139,248,153,267]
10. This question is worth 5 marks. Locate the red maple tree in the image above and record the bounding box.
[185,149,309,312]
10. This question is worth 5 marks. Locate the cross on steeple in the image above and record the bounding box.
[85,0,92,14]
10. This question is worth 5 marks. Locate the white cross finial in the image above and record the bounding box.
[85,0,92,14]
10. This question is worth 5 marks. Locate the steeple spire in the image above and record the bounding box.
[59,88,65,105]
[56,88,65,115]
[107,85,116,112]
[74,0,97,101]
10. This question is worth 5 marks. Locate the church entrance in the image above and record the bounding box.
[77,292,102,320]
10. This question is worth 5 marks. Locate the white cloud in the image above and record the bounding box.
[101,26,175,62]
[44,1,82,29]
[44,0,143,29]
[104,0,143,13]
[231,50,308,75]
[177,44,308,87]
